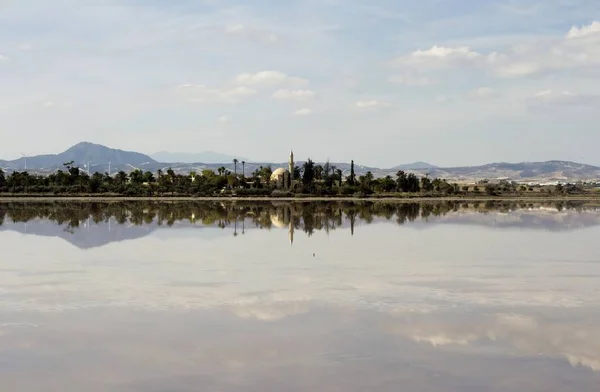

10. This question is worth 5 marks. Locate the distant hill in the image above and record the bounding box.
[0,142,157,173]
[151,151,248,164]
[411,161,600,182]
[392,162,438,170]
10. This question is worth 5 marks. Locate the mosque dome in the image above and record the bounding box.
[270,168,289,182]
[270,215,288,229]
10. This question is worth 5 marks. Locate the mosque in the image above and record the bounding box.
[270,151,295,190]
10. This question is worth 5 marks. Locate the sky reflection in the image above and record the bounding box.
[1,201,599,391]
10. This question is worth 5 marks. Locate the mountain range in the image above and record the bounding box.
[151,151,248,164]
[1,142,600,182]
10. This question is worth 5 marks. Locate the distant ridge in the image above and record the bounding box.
[392,162,438,170]
[415,161,600,181]
[151,151,248,164]
[1,143,600,181]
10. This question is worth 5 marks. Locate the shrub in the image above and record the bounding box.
[271,190,293,198]
[235,188,271,196]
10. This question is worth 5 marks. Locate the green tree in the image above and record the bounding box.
[359,171,374,188]
[202,169,215,177]
[406,173,420,193]
[0,168,5,189]
[421,176,433,192]
[256,166,272,184]
[396,170,408,191]
[90,172,104,193]
[348,160,356,186]
[166,168,176,182]
[336,169,343,187]
[302,159,315,187]
[323,161,334,188]
[377,175,396,192]
[116,171,128,185]
[485,184,497,196]
[233,159,239,176]
[143,171,155,183]
[314,165,324,181]
[129,170,144,184]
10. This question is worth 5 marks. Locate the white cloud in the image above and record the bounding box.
[492,61,541,77]
[412,334,478,347]
[235,71,307,86]
[391,22,600,78]
[225,24,245,34]
[389,74,432,86]
[294,108,313,116]
[177,84,257,104]
[435,95,449,103]
[393,45,483,69]
[218,115,229,123]
[0,54,9,62]
[18,43,33,51]
[466,87,499,101]
[273,89,315,101]
[231,303,309,322]
[566,21,600,39]
[355,100,391,110]
[528,89,600,106]
[413,46,480,60]
[187,23,280,44]
[43,101,55,107]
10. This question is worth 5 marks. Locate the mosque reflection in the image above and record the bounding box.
[1,200,600,249]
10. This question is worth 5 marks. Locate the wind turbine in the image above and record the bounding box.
[21,153,28,172]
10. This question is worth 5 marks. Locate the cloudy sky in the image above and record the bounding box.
[1,0,599,167]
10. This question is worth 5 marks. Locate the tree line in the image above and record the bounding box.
[0,159,580,197]
[2,200,578,234]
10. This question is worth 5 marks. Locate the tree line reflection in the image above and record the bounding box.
[0,200,596,238]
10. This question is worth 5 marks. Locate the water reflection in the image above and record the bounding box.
[1,201,600,391]
[1,201,600,249]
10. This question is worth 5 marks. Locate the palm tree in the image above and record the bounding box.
[129,170,144,184]
[242,161,246,178]
[233,159,239,176]
[116,171,128,185]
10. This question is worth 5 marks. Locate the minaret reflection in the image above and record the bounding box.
[271,203,295,245]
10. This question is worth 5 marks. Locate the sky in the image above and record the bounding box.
[0,0,599,167]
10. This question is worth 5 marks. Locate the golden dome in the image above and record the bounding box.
[270,168,289,182]
[270,215,288,229]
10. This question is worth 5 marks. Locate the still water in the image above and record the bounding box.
[1,201,600,391]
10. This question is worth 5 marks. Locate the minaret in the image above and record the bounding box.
[288,150,295,188]
[289,150,294,181]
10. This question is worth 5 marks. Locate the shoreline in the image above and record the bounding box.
[1,195,600,203]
